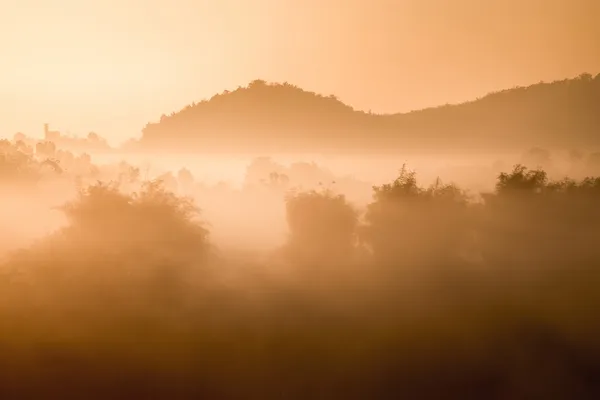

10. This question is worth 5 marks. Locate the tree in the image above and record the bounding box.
[495,164,547,194]
[45,180,213,301]
[177,168,194,192]
[362,165,472,269]
[284,189,358,268]
[248,79,267,89]
[480,165,600,272]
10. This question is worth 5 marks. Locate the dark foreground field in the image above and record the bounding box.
[1,162,600,399]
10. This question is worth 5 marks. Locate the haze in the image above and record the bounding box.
[3,1,600,397]
[2,0,599,142]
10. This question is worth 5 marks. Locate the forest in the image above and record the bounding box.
[1,137,600,398]
[135,73,600,153]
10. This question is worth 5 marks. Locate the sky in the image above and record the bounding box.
[1,0,599,144]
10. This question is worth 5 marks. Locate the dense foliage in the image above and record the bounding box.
[1,149,600,398]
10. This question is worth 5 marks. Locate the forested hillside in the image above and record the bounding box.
[136,73,600,153]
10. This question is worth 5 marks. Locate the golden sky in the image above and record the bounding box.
[1,0,598,143]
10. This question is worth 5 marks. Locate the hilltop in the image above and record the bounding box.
[135,73,600,153]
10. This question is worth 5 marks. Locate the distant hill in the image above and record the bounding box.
[135,74,600,153]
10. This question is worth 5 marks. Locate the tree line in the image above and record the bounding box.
[1,160,600,398]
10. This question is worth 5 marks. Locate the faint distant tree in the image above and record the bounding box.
[521,147,551,169]
[269,172,279,186]
[13,132,26,143]
[87,132,99,142]
[265,171,290,190]
[80,153,92,165]
[244,157,285,187]
[285,190,359,268]
[177,168,194,193]
[87,132,109,149]
[116,162,141,186]
[36,141,56,158]
[568,149,584,164]
[287,161,334,189]
[278,173,290,187]
[248,79,267,89]
[156,171,178,192]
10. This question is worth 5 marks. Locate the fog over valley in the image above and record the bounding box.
[2,37,600,397]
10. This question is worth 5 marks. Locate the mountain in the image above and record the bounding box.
[135,74,600,153]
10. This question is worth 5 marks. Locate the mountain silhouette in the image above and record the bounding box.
[136,73,600,153]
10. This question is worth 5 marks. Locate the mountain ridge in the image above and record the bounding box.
[135,73,600,153]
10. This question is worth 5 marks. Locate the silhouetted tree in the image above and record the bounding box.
[480,164,600,273]
[362,165,472,271]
